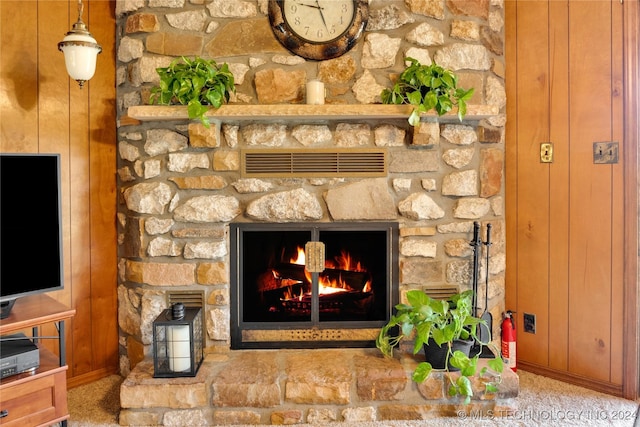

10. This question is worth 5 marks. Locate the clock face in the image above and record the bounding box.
[269,0,368,61]
[282,0,355,43]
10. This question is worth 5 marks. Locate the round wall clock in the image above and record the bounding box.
[268,0,369,61]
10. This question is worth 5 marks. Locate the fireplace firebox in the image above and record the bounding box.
[230,222,398,349]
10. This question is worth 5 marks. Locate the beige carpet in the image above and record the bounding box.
[67,370,640,427]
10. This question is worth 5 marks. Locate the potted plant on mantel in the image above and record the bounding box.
[376,289,503,404]
[380,57,475,126]
[150,56,235,128]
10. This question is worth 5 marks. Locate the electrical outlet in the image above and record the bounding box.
[593,142,619,164]
[523,313,536,334]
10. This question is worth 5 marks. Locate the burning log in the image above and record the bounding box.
[319,269,371,292]
[257,262,372,293]
[257,270,303,292]
[281,290,374,316]
[273,263,307,282]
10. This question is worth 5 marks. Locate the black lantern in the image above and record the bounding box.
[152,303,204,378]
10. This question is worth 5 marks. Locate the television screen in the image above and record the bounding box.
[0,153,64,318]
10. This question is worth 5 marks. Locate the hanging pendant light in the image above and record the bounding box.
[58,0,102,88]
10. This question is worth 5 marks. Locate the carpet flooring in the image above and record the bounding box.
[67,370,640,427]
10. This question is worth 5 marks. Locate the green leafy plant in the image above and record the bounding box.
[150,56,235,128]
[381,58,475,126]
[376,289,503,404]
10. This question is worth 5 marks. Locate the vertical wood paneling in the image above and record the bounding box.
[566,1,614,381]
[608,1,625,387]
[0,1,39,151]
[36,0,74,360]
[0,0,118,386]
[547,0,570,372]
[504,0,517,315]
[622,0,639,400]
[67,0,96,377]
[87,0,118,374]
[514,0,551,367]
[506,0,633,394]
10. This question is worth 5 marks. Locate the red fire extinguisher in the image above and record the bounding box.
[501,310,517,372]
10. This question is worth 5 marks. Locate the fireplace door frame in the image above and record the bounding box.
[229,222,399,349]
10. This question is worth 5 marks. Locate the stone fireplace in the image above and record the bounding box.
[118,104,506,360]
[115,0,511,424]
[117,105,514,425]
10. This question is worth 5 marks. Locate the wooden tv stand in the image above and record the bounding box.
[0,294,75,427]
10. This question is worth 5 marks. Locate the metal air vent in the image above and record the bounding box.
[424,285,460,300]
[167,290,205,308]
[242,149,386,177]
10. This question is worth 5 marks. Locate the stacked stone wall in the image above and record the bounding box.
[115,0,507,376]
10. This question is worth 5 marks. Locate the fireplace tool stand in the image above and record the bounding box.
[471,221,495,358]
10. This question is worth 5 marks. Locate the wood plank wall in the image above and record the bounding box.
[505,0,638,399]
[0,0,118,387]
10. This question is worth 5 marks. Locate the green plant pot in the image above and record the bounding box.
[423,338,474,371]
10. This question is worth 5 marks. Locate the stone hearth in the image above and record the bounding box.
[119,349,518,426]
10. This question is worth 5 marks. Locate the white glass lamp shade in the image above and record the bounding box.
[60,34,100,81]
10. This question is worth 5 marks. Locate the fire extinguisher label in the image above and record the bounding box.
[502,340,517,371]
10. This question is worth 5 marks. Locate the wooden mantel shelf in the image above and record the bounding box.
[125,104,498,124]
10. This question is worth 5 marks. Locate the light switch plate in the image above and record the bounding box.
[593,142,619,164]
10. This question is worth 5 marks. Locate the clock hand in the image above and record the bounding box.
[295,1,322,10]
[314,0,329,32]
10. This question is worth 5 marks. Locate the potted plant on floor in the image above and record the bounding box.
[376,289,503,403]
[150,56,235,128]
[380,57,474,126]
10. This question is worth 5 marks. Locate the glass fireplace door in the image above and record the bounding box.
[230,222,398,349]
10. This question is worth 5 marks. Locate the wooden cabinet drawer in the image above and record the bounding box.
[0,295,74,427]
[0,352,68,427]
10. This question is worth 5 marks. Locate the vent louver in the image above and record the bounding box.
[424,285,460,300]
[242,149,386,177]
[167,290,205,308]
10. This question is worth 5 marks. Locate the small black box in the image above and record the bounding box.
[0,333,40,379]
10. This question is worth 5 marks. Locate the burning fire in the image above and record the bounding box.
[281,246,372,300]
[282,286,305,301]
[326,249,367,272]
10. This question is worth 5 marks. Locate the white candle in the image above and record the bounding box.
[306,80,325,105]
[167,325,191,372]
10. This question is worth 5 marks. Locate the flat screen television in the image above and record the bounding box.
[0,153,64,319]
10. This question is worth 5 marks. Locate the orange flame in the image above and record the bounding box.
[318,274,348,294]
[282,287,305,301]
[290,247,305,265]
[325,249,366,272]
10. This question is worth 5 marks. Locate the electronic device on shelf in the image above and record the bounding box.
[0,153,64,319]
[0,333,40,379]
